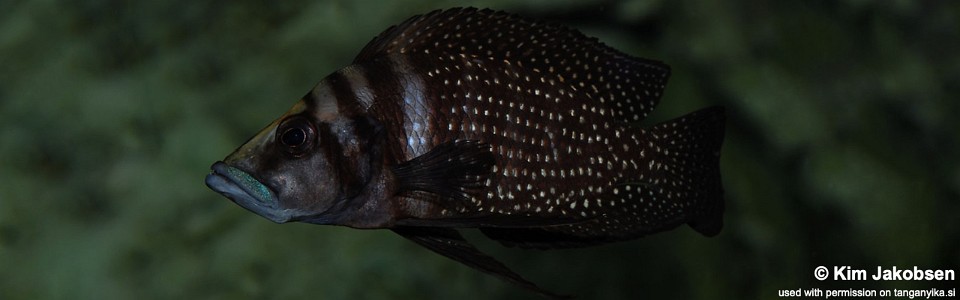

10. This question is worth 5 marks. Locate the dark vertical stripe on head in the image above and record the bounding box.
[322,116,383,199]
[322,71,360,116]
[314,122,340,167]
[338,65,376,111]
[316,121,361,198]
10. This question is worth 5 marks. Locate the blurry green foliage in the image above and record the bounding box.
[1,0,957,299]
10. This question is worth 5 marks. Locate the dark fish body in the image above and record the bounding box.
[206,8,725,298]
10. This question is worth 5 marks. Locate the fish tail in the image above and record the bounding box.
[642,106,725,236]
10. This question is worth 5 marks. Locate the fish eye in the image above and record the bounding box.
[276,116,316,157]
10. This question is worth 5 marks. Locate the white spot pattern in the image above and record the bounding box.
[351,8,723,240]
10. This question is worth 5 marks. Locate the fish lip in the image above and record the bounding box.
[205,161,289,223]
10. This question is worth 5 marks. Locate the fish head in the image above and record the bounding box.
[206,85,381,225]
[205,100,339,223]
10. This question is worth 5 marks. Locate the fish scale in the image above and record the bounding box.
[206,7,725,298]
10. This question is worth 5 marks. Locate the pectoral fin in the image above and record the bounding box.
[391,227,569,299]
[391,140,495,208]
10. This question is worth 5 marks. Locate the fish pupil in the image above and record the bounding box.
[281,127,306,147]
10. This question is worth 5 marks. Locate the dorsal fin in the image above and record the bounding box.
[354,7,671,123]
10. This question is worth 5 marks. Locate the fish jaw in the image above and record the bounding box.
[206,161,291,223]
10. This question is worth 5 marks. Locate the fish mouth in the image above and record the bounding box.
[205,161,289,223]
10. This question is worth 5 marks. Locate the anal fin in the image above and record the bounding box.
[480,227,613,250]
[392,227,570,299]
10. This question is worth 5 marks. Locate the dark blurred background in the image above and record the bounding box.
[1,0,957,299]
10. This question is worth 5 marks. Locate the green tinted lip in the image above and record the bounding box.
[223,164,274,204]
[206,161,281,213]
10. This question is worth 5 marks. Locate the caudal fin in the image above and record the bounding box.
[648,106,726,236]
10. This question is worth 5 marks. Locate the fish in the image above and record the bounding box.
[205,7,725,298]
